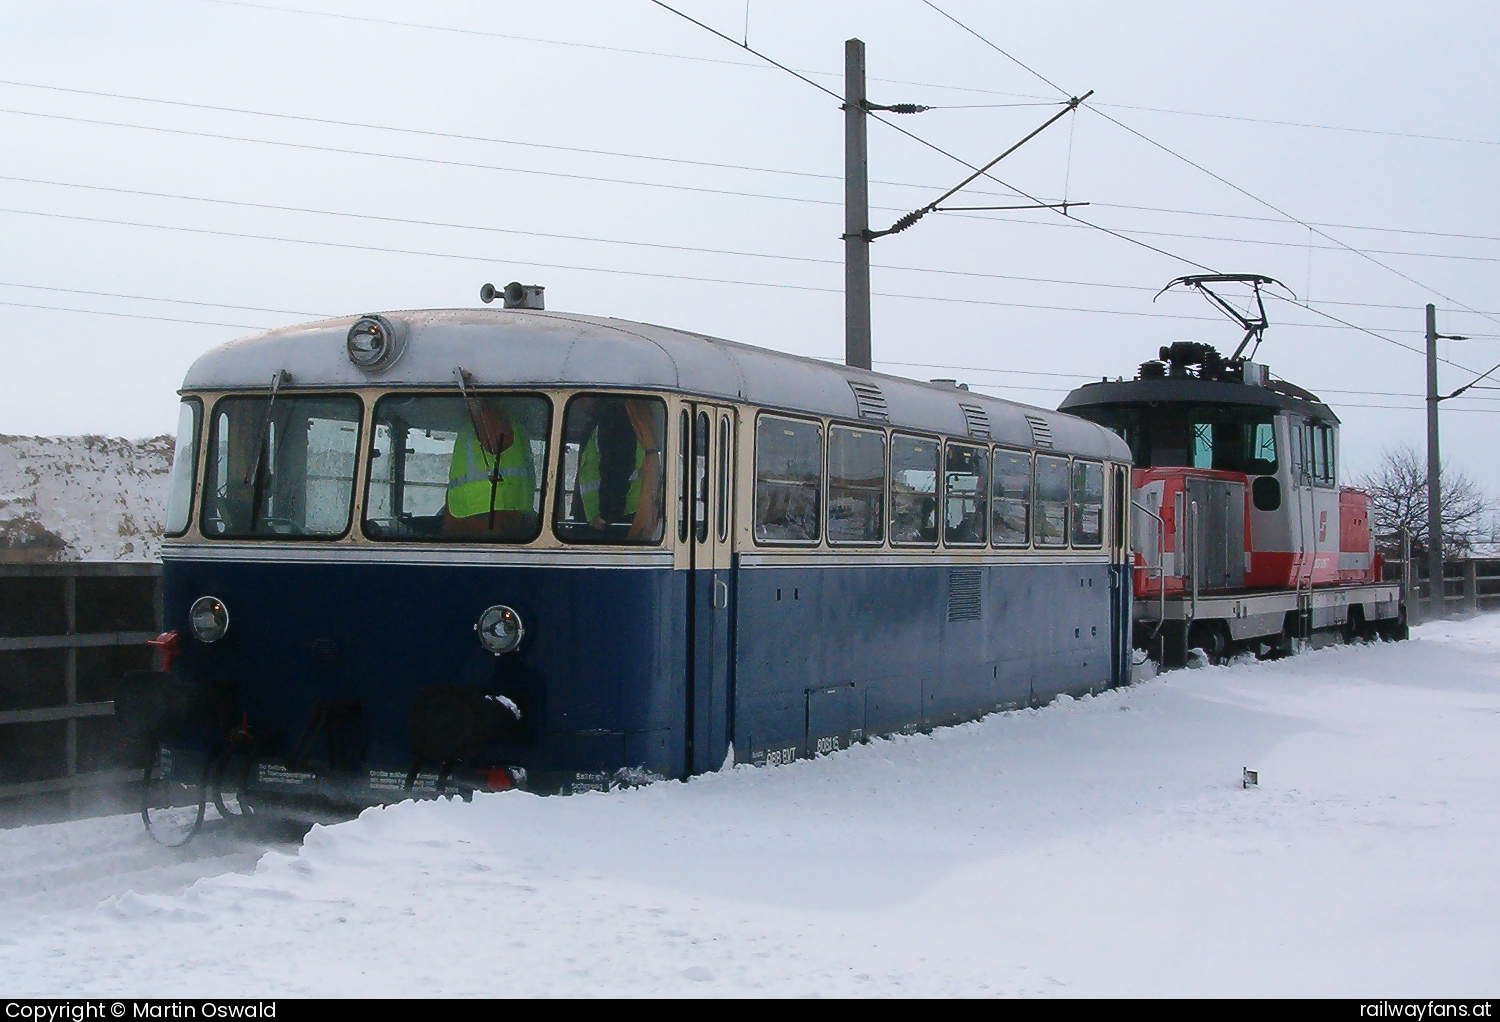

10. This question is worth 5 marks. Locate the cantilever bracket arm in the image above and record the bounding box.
[865,90,1094,242]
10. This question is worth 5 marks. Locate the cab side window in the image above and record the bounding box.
[754,415,822,544]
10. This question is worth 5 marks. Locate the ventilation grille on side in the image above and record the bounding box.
[947,567,983,623]
[1025,414,1055,449]
[958,403,991,440]
[848,381,889,422]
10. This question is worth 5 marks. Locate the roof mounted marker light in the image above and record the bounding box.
[479,282,545,310]
[346,314,407,372]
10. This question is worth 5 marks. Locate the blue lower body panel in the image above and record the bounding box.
[163,558,685,793]
[731,560,1117,765]
[159,555,1119,798]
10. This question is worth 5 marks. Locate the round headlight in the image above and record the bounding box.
[346,314,405,371]
[189,596,229,643]
[475,605,524,655]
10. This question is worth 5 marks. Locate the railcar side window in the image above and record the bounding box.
[1071,460,1105,547]
[1290,421,1336,487]
[826,425,886,545]
[555,395,668,545]
[716,414,732,543]
[202,394,362,539]
[1033,454,1071,548]
[890,434,939,545]
[991,448,1031,547]
[164,398,201,537]
[943,443,987,546]
[677,410,690,543]
[754,416,822,544]
[364,393,550,543]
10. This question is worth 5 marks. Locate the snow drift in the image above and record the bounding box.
[0,434,171,562]
[0,616,1497,996]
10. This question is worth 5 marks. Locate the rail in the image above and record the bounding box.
[0,562,161,802]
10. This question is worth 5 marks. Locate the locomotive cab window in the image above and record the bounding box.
[991,448,1031,547]
[826,425,886,545]
[555,395,667,545]
[943,443,987,546]
[1034,454,1071,548]
[164,398,202,537]
[365,393,550,542]
[1083,404,1277,474]
[890,434,939,546]
[202,394,362,539]
[754,415,822,544]
[1071,460,1105,547]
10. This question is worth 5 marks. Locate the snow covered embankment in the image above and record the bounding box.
[0,434,170,561]
[1,617,1497,996]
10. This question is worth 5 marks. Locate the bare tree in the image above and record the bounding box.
[1353,443,1494,553]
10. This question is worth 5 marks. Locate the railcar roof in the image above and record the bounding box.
[1059,376,1340,424]
[182,308,1130,461]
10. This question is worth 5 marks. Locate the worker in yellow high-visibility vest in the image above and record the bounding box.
[444,401,535,535]
[577,427,645,530]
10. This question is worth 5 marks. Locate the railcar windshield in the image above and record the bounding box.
[1082,403,1277,474]
[164,398,201,537]
[554,394,666,545]
[365,393,551,542]
[202,394,362,538]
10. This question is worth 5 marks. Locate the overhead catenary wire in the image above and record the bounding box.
[1,35,1480,355]
[9,294,1499,415]
[916,0,1495,380]
[7,78,1500,247]
[198,0,1500,149]
[12,101,1500,267]
[7,169,1500,329]
[8,205,1485,341]
[6,7,1490,382]
[650,0,1484,372]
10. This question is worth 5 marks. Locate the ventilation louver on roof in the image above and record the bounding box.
[958,403,991,440]
[1025,414,1055,449]
[848,381,889,422]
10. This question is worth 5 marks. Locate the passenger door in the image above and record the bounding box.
[1109,463,1132,686]
[686,404,736,774]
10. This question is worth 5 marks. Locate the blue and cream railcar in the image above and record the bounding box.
[149,306,1132,804]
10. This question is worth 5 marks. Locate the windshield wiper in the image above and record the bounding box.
[454,366,503,530]
[245,369,291,532]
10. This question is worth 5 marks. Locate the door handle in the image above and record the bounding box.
[713,575,729,609]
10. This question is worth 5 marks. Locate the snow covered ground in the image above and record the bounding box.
[1,616,1497,997]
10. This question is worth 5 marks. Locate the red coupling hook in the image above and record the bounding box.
[146,630,182,671]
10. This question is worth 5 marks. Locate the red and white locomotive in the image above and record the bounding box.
[1059,276,1405,663]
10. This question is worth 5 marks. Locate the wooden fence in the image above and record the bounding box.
[1380,541,1500,623]
[0,563,160,816]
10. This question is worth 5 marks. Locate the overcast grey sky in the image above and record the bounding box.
[2,1,1497,491]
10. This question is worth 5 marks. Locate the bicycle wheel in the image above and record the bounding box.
[208,752,256,822]
[141,747,206,847]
